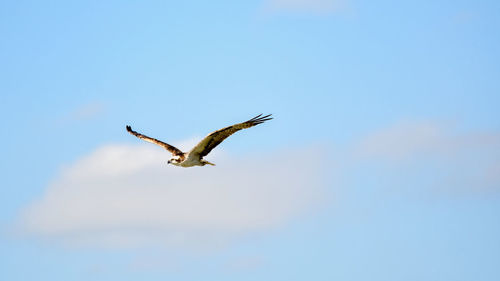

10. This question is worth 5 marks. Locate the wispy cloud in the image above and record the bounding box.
[262,0,348,14]
[17,144,326,249]
[353,121,452,161]
[350,121,500,194]
[225,255,265,272]
[58,102,106,124]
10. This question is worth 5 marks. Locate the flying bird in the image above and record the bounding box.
[126,114,273,167]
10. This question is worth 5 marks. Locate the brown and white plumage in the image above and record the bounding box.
[126,114,272,167]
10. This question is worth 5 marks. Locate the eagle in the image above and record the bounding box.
[126,114,272,167]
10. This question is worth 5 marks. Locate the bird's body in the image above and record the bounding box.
[176,153,214,167]
[126,114,272,167]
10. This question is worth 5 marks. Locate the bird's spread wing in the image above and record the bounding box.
[126,125,184,156]
[188,114,273,158]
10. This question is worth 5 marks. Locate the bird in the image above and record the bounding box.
[126,114,273,167]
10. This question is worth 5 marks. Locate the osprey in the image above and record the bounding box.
[126,114,272,167]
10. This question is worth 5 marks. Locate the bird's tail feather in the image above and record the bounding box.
[203,160,216,166]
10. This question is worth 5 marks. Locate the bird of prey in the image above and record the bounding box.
[126,114,272,167]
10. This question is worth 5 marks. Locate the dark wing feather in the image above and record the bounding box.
[188,114,272,158]
[126,125,184,156]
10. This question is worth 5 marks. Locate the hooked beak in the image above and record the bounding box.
[167,160,171,164]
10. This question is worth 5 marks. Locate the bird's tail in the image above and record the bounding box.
[202,160,216,166]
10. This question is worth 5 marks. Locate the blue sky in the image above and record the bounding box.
[1,0,499,280]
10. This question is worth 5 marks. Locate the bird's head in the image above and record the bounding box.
[167,157,181,166]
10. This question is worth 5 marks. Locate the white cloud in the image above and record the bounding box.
[353,121,452,161]
[263,0,348,14]
[17,143,326,248]
[350,121,500,193]
[17,120,497,250]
